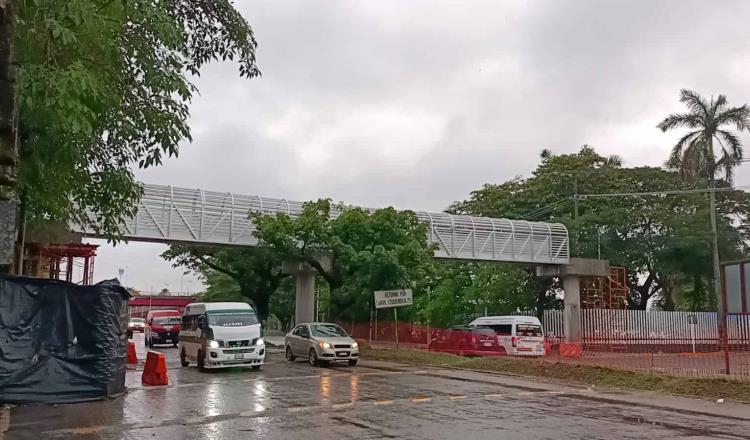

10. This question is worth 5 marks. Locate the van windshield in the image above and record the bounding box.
[208,311,259,327]
[153,317,180,326]
[516,324,543,337]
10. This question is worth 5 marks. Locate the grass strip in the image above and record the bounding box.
[361,348,750,403]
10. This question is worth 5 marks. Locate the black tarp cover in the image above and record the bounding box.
[0,275,130,403]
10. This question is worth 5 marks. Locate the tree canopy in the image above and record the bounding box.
[16,0,259,238]
[658,89,749,182]
[451,146,750,310]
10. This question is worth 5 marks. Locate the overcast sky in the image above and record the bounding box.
[89,0,750,292]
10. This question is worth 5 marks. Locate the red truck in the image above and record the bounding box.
[145,310,182,348]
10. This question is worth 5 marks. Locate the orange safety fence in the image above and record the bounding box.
[341,311,750,382]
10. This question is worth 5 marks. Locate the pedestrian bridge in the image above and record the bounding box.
[76,183,569,265]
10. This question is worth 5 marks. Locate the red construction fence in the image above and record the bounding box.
[345,309,750,382]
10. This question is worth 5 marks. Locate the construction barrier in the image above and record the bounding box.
[141,351,169,386]
[127,340,138,364]
[559,343,583,358]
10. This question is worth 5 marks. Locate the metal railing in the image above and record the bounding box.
[75,183,570,264]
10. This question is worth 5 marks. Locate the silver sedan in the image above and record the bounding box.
[285,322,360,367]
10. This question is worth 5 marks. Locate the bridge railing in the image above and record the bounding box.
[78,184,570,264]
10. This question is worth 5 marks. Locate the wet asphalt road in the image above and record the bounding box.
[6,333,750,440]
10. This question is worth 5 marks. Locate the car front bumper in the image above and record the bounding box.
[205,345,266,369]
[319,347,359,361]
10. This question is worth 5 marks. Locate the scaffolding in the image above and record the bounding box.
[21,243,98,285]
[581,266,628,309]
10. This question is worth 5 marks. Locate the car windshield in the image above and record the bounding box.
[516,324,543,337]
[208,311,259,327]
[130,318,145,323]
[154,317,180,326]
[311,324,349,337]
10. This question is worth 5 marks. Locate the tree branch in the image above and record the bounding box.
[194,254,240,279]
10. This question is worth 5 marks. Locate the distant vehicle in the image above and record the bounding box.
[285,322,359,367]
[179,302,265,372]
[428,326,505,356]
[468,316,545,356]
[127,318,146,337]
[145,310,182,348]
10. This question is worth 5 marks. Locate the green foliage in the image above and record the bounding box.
[252,199,436,322]
[658,89,750,182]
[418,263,537,328]
[161,245,287,321]
[16,0,259,239]
[452,146,750,311]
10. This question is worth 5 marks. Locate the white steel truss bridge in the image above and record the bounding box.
[76,184,570,265]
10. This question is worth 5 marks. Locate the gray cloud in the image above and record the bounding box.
[92,0,750,290]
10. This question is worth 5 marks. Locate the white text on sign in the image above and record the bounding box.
[373,289,413,309]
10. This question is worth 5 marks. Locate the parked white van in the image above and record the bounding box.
[179,302,265,371]
[468,316,545,356]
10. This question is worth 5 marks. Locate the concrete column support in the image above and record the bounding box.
[562,275,581,343]
[294,269,316,325]
[537,258,609,345]
[283,254,332,327]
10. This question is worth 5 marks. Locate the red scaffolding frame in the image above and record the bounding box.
[22,243,98,285]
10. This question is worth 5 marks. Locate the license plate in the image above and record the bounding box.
[234,354,244,360]
[336,351,349,357]
[483,342,492,346]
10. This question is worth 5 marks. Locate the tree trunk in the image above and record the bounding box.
[240,285,270,323]
[0,0,17,274]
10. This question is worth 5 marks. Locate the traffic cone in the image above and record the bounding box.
[142,351,169,386]
[127,340,138,364]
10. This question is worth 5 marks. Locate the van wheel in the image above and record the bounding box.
[348,359,358,367]
[198,350,207,372]
[308,348,319,367]
[251,365,261,371]
[285,346,295,362]
[180,348,189,367]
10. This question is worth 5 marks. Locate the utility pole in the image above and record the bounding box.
[706,139,725,346]
[573,177,580,256]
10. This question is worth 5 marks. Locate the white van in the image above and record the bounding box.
[179,302,265,371]
[468,316,545,356]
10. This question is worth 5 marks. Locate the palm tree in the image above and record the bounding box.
[658,89,750,182]
[658,89,750,321]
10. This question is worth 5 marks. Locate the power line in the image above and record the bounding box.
[521,198,572,220]
[579,185,750,199]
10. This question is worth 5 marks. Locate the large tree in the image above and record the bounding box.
[11,0,259,250]
[162,246,286,322]
[252,199,435,322]
[658,89,750,317]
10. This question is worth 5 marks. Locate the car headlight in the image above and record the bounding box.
[208,340,220,349]
[256,338,264,346]
[319,341,331,349]
[351,342,359,348]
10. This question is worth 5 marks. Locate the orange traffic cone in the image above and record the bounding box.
[127,340,138,364]
[142,351,169,386]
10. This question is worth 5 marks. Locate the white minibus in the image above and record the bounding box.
[179,302,265,371]
[468,315,545,356]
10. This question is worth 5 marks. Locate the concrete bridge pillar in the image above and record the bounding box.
[283,254,332,326]
[294,269,316,325]
[537,258,609,343]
